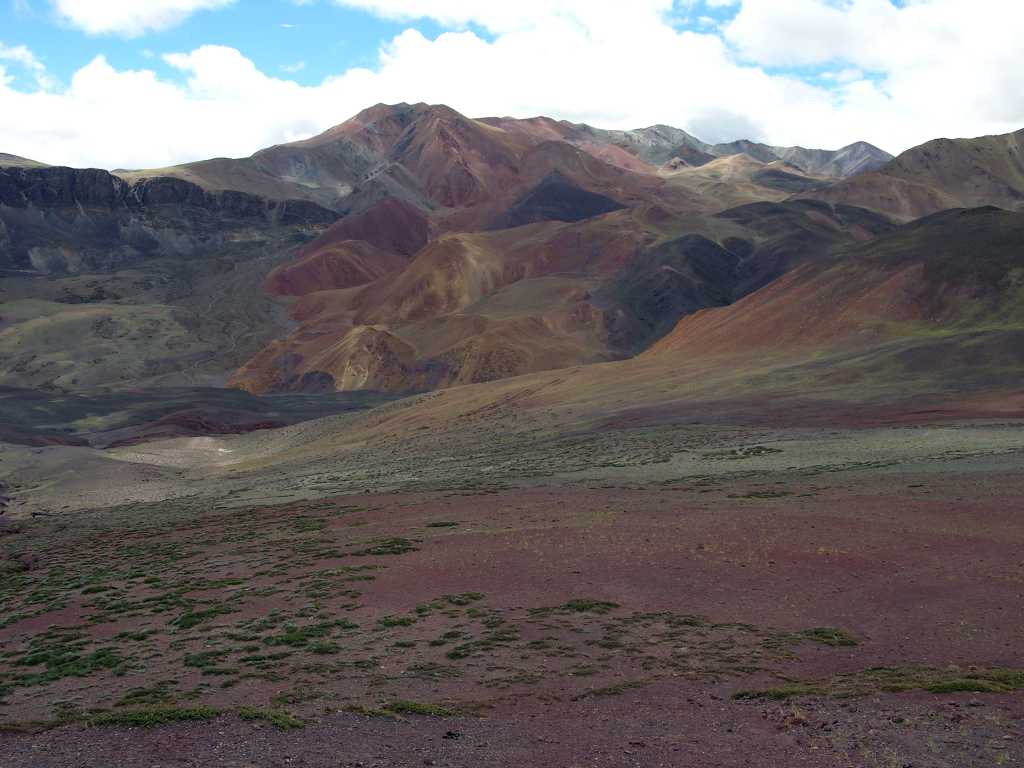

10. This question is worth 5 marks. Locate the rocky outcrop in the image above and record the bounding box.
[0,166,127,208]
[0,166,337,224]
[0,165,338,273]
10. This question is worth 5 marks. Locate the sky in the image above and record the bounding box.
[0,0,1022,169]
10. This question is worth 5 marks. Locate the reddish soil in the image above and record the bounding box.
[313,197,431,258]
[264,239,408,297]
[2,457,1022,766]
[3,690,1021,768]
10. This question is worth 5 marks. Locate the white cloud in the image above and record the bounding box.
[0,1,1022,169]
[0,43,43,71]
[0,41,55,88]
[332,0,677,35]
[724,0,1024,132]
[51,0,237,36]
[834,67,863,84]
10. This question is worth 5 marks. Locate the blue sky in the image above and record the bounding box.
[0,1,1020,169]
[0,1,744,91]
[1,1,457,89]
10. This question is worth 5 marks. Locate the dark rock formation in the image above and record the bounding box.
[0,166,338,273]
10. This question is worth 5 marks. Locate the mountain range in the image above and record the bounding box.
[2,102,1022,407]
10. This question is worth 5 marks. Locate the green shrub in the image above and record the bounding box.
[90,706,220,727]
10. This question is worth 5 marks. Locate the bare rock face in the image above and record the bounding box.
[0,165,337,273]
[0,166,126,208]
[0,165,338,223]
[129,175,209,207]
[0,166,337,227]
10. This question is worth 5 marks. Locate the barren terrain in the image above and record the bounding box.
[2,382,1022,766]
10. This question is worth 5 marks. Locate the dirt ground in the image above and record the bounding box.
[2,410,1023,766]
[3,691,1022,768]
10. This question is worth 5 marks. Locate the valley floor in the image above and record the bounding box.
[1,400,1023,766]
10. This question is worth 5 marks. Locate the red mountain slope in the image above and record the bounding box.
[647,207,1024,361]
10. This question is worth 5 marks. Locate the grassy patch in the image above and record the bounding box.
[238,706,304,730]
[173,604,234,630]
[354,538,418,556]
[344,700,456,719]
[183,649,232,672]
[263,619,358,648]
[926,679,1006,694]
[446,627,519,660]
[560,599,619,614]
[290,518,328,533]
[733,666,1024,701]
[733,683,826,701]
[384,699,455,717]
[309,641,341,655]
[799,627,858,647]
[90,705,220,728]
[116,685,175,707]
[13,632,127,685]
[444,592,485,606]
